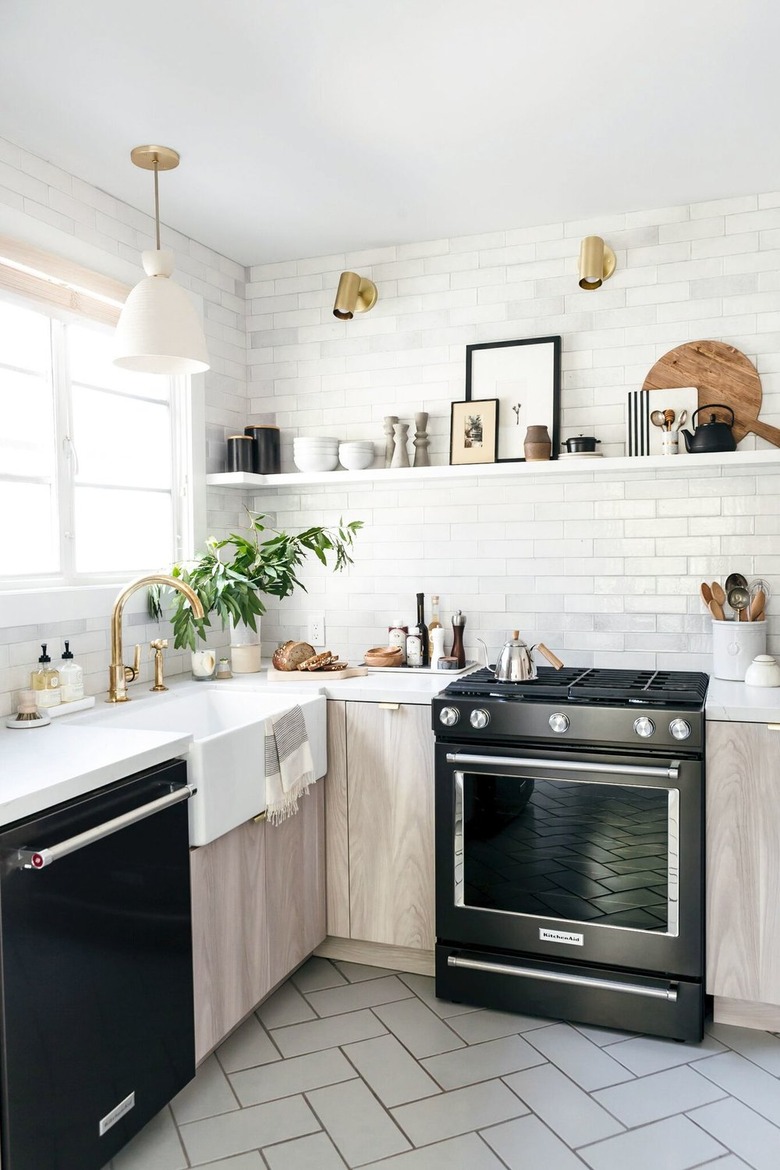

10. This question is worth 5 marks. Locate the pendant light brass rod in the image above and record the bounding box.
[153,156,161,250]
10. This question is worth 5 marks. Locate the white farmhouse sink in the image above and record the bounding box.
[73,688,326,845]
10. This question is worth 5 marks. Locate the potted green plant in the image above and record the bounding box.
[149,511,362,656]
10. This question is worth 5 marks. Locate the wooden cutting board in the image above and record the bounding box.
[641,340,779,446]
[267,665,368,681]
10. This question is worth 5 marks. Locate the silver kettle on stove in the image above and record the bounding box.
[480,630,564,682]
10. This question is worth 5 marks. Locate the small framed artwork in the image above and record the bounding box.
[449,398,498,466]
[465,335,561,462]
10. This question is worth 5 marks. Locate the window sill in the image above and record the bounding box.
[0,583,147,629]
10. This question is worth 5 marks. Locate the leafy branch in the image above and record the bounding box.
[150,511,362,651]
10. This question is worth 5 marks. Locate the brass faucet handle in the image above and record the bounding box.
[123,643,142,684]
[150,638,169,651]
[150,639,168,692]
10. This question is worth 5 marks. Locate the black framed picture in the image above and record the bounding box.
[465,336,561,462]
[449,399,498,466]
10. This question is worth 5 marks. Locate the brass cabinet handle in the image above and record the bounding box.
[378,702,400,711]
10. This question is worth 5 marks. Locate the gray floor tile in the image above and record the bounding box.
[230,1048,357,1107]
[505,1062,624,1147]
[695,1159,753,1170]
[391,1079,527,1146]
[217,1015,281,1074]
[271,1009,387,1058]
[445,1009,554,1044]
[603,1031,728,1076]
[306,1079,410,1166]
[170,1055,239,1124]
[689,1098,780,1170]
[577,1114,726,1170]
[304,975,414,1017]
[264,1131,347,1170]
[192,1155,264,1170]
[343,1034,441,1107]
[111,1107,187,1170]
[706,1019,780,1076]
[361,1132,506,1170]
[292,957,348,993]
[179,1096,317,1164]
[422,1034,546,1090]
[480,1114,587,1170]
[524,1022,635,1090]
[396,972,483,1018]
[334,960,399,982]
[573,1022,639,1046]
[695,1049,780,1125]
[257,981,317,1029]
[593,1064,727,1127]
[373,998,465,1059]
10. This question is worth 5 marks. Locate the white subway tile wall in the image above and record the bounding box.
[2,134,780,714]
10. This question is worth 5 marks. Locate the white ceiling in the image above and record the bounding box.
[2,1,779,266]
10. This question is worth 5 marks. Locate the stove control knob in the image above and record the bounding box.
[439,706,460,727]
[548,712,570,734]
[669,718,692,741]
[470,708,490,729]
[633,716,656,739]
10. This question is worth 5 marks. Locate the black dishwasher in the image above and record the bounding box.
[0,759,195,1170]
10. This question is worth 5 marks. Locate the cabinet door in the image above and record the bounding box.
[265,780,326,988]
[325,700,350,937]
[347,702,435,950]
[707,721,780,1004]
[190,819,269,1062]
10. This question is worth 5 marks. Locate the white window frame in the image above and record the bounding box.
[0,237,204,621]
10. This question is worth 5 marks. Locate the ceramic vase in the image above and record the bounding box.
[413,412,430,467]
[391,422,410,468]
[524,424,552,462]
[383,416,398,467]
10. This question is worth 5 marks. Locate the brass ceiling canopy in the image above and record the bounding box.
[578,236,617,290]
[333,271,378,320]
[129,145,181,171]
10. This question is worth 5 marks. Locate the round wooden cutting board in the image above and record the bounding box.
[641,340,780,446]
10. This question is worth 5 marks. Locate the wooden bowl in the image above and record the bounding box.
[364,645,403,667]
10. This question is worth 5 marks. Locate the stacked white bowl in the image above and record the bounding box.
[338,440,375,470]
[293,436,339,472]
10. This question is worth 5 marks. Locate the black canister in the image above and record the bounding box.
[244,424,281,474]
[226,435,254,473]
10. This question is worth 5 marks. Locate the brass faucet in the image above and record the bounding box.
[108,574,204,703]
[150,638,169,692]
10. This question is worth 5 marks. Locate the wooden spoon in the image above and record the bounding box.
[700,583,713,609]
[709,599,725,622]
[711,582,727,607]
[749,590,766,621]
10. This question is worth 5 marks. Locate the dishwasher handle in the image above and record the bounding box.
[16,784,196,871]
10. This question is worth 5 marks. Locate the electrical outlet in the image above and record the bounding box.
[308,614,326,646]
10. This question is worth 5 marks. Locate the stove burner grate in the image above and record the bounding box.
[444,666,709,707]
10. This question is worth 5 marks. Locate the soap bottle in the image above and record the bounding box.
[59,640,84,703]
[388,618,408,664]
[31,644,61,708]
[450,610,466,669]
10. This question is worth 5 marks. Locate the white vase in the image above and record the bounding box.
[230,617,262,673]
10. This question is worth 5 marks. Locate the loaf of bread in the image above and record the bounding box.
[271,640,316,670]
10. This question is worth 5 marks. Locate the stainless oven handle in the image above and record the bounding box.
[446,752,679,781]
[16,785,196,871]
[448,954,679,1002]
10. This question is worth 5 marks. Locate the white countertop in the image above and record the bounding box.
[705,676,780,724]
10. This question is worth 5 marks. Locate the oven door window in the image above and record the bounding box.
[456,771,677,934]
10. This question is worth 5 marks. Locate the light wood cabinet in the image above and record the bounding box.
[324,700,435,953]
[190,782,326,1062]
[706,719,780,1026]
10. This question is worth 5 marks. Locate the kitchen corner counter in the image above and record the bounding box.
[706,677,780,724]
[0,722,192,827]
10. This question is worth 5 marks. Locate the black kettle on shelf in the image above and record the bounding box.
[680,404,737,454]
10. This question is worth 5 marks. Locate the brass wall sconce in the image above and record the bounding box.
[333,271,378,319]
[578,236,617,290]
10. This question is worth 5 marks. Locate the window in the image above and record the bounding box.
[0,290,186,586]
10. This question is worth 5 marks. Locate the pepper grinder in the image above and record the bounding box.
[450,609,466,668]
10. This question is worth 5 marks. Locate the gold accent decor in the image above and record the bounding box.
[333,271,378,319]
[578,236,616,290]
[129,145,180,171]
[108,575,204,702]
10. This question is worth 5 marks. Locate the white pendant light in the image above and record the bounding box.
[113,145,210,375]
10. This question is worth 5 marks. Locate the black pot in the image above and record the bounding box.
[563,435,600,453]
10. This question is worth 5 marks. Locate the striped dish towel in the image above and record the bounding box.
[264,705,316,825]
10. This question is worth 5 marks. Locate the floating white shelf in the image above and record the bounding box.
[206,448,780,490]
